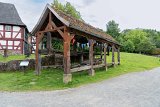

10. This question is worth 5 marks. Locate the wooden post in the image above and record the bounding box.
[80,43,84,64]
[88,39,95,76]
[35,32,43,75]
[100,44,103,60]
[35,34,40,75]
[112,45,115,67]
[3,49,8,57]
[117,47,120,65]
[63,27,74,83]
[47,32,52,54]
[104,43,108,71]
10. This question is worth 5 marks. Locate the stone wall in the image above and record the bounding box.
[0,54,63,72]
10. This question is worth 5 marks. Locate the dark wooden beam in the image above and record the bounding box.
[112,45,115,67]
[104,43,108,71]
[46,32,52,54]
[117,47,120,65]
[39,26,65,34]
[100,44,103,59]
[51,21,64,38]
[35,32,43,75]
[88,39,95,76]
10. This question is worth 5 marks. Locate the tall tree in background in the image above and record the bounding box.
[106,20,120,39]
[52,0,83,20]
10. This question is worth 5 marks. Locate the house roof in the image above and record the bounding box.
[32,4,119,45]
[0,2,25,26]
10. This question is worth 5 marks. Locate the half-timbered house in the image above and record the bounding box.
[0,2,29,55]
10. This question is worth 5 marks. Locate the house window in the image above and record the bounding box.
[5,25,11,31]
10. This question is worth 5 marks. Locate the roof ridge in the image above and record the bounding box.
[0,2,14,5]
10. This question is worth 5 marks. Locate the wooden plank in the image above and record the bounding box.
[71,65,91,73]
[93,64,105,69]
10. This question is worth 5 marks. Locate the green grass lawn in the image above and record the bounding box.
[0,52,160,91]
[0,54,35,63]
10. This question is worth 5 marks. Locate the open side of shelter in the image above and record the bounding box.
[31,4,120,83]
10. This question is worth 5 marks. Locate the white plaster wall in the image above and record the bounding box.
[8,41,13,45]
[0,25,3,30]
[13,26,20,31]
[14,41,20,46]
[0,40,6,45]
[5,32,11,38]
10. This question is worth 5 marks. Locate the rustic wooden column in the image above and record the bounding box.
[35,33,40,75]
[112,45,115,67]
[47,32,52,54]
[104,43,108,71]
[100,44,103,60]
[63,28,74,83]
[80,43,84,64]
[117,47,120,65]
[88,39,95,76]
[35,32,44,75]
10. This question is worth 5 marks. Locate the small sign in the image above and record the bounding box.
[20,61,29,67]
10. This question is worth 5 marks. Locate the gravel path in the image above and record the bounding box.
[1,67,160,107]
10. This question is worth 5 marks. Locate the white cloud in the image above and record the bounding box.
[0,0,160,32]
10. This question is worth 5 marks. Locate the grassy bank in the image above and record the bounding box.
[0,52,159,91]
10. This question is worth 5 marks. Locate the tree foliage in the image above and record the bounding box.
[106,20,120,39]
[52,0,83,20]
[118,29,156,54]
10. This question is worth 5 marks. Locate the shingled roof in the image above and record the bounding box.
[0,2,25,26]
[32,4,119,45]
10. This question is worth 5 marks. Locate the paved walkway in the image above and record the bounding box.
[1,67,160,107]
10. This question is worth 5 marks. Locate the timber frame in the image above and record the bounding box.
[32,4,121,83]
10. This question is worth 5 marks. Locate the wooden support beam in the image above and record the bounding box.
[80,43,84,64]
[47,32,52,54]
[112,45,115,67]
[100,44,103,59]
[117,47,120,65]
[104,43,108,71]
[63,27,74,83]
[39,26,65,34]
[35,32,43,75]
[51,21,64,38]
[88,39,96,76]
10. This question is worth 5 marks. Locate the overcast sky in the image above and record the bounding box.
[0,0,160,32]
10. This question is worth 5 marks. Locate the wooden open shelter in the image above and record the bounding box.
[31,4,120,83]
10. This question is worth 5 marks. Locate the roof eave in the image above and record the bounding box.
[31,4,70,35]
[69,25,120,46]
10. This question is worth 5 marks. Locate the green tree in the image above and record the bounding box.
[51,0,83,20]
[123,40,135,53]
[121,29,156,54]
[106,20,120,39]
